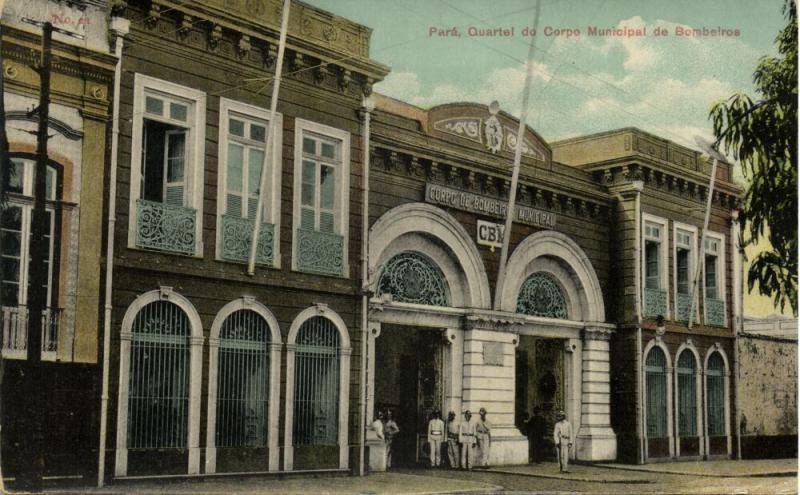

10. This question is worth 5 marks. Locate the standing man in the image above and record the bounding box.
[384,409,400,469]
[553,410,573,473]
[446,411,460,469]
[458,410,477,470]
[475,408,492,467]
[427,410,445,467]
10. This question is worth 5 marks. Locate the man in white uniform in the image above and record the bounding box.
[427,410,445,467]
[553,410,573,473]
[458,410,477,470]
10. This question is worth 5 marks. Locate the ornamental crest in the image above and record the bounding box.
[484,100,503,154]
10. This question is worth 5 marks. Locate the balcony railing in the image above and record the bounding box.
[705,298,725,327]
[643,288,667,319]
[675,292,692,322]
[220,215,274,265]
[1,306,61,360]
[295,228,344,276]
[136,199,197,255]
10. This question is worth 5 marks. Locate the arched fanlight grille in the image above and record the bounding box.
[128,301,190,449]
[377,251,450,306]
[516,272,568,319]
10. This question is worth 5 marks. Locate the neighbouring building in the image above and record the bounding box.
[0,0,117,481]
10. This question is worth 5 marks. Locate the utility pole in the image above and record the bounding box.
[18,20,54,492]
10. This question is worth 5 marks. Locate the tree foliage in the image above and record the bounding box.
[710,0,798,315]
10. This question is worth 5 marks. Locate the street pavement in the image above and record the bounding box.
[7,458,797,494]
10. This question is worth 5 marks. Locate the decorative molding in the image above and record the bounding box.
[4,111,84,141]
[208,24,223,51]
[433,118,482,143]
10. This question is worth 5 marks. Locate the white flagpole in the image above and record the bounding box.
[248,0,291,275]
[493,0,541,310]
[687,137,724,328]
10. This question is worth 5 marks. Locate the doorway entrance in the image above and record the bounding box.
[374,325,443,466]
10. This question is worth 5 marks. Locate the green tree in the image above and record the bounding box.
[710,0,798,315]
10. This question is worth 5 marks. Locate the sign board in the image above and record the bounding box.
[425,183,556,229]
[477,219,504,251]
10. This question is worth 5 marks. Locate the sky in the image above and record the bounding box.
[307,0,792,317]
[306,0,787,151]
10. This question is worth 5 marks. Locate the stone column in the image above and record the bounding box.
[461,325,528,465]
[575,326,617,461]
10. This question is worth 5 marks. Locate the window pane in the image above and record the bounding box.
[1,229,21,257]
[705,255,718,299]
[1,206,22,231]
[302,137,316,155]
[46,167,57,200]
[170,102,188,122]
[301,161,315,207]
[250,124,266,143]
[167,132,186,182]
[320,165,335,210]
[645,241,659,289]
[229,118,245,137]
[1,282,19,307]
[321,142,335,159]
[248,149,265,197]
[227,143,244,193]
[677,249,689,294]
[145,96,164,116]
[8,160,24,194]
[2,257,20,282]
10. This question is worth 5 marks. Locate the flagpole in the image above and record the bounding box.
[248,0,291,275]
[493,0,541,311]
[687,136,723,329]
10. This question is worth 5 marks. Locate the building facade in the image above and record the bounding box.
[1,0,748,482]
[1,0,117,480]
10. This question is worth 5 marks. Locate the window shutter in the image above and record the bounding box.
[319,212,335,233]
[227,194,243,218]
[165,130,187,206]
[300,208,315,230]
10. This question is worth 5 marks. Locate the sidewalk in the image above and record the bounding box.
[596,458,798,478]
[483,462,654,484]
[38,472,501,495]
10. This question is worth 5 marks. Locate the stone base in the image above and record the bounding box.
[487,427,529,466]
[575,427,617,461]
[366,436,386,472]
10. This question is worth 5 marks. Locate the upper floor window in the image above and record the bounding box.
[642,214,668,319]
[292,119,350,277]
[703,233,726,326]
[1,157,61,358]
[216,98,282,266]
[128,74,206,256]
[673,224,697,323]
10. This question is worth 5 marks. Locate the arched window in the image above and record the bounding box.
[676,351,697,437]
[293,316,340,446]
[645,347,668,438]
[216,309,270,448]
[128,301,190,449]
[706,352,726,436]
[377,251,450,306]
[516,272,568,319]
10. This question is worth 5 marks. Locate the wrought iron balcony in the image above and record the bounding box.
[1,306,61,360]
[295,228,344,276]
[705,298,725,327]
[643,288,668,319]
[220,215,274,265]
[675,292,692,322]
[136,199,197,255]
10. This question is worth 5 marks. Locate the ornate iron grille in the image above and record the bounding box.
[220,215,274,265]
[293,316,340,446]
[377,251,450,306]
[706,353,725,436]
[677,351,697,437]
[516,272,568,318]
[135,199,197,255]
[295,228,344,276]
[645,347,668,438]
[128,301,190,449]
[216,309,270,448]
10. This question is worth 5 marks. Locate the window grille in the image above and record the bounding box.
[516,272,568,319]
[676,351,697,437]
[128,301,190,449]
[293,316,340,446]
[216,309,270,448]
[706,352,725,436]
[377,251,450,306]
[645,347,668,438]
